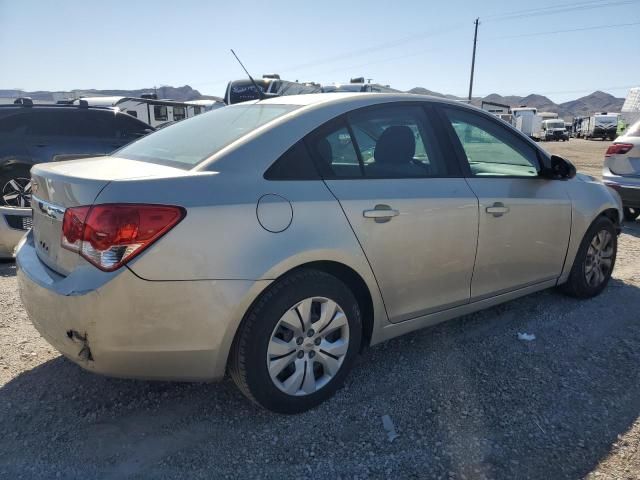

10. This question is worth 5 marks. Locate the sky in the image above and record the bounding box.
[0,0,638,103]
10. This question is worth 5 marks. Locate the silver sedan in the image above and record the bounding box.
[17,93,623,413]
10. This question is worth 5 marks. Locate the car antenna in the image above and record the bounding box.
[230,49,265,101]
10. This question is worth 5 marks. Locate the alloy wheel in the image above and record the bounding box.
[267,297,350,396]
[584,229,614,287]
[2,177,32,207]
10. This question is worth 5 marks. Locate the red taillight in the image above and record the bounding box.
[605,143,634,157]
[61,204,185,271]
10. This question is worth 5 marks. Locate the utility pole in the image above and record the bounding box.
[468,18,479,102]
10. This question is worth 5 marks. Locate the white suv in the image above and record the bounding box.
[603,119,640,221]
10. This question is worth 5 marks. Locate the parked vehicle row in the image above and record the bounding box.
[0,99,154,257]
[17,92,622,413]
[603,119,640,221]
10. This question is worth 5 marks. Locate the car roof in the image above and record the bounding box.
[256,92,454,107]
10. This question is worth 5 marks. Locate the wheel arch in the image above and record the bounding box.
[224,259,378,374]
[0,159,34,175]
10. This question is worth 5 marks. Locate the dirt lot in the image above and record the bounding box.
[1,139,639,479]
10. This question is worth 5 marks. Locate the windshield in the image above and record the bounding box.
[116,104,298,168]
[547,121,565,129]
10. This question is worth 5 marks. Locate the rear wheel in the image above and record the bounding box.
[229,269,362,414]
[0,167,32,207]
[624,207,640,222]
[561,216,617,298]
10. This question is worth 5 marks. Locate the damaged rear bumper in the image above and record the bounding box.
[16,232,270,381]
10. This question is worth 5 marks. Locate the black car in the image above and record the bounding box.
[0,99,154,207]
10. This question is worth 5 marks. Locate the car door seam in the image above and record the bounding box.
[319,178,391,321]
[463,177,481,300]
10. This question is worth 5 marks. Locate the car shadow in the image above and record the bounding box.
[621,219,640,239]
[1,281,640,478]
[0,259,16,278]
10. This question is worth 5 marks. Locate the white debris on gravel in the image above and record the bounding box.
[517,332,536,342]
[381,414,399,442]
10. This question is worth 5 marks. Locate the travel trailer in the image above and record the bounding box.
[73,95,224,127]
[582,113,619,140]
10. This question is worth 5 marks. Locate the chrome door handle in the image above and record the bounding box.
[486,202,510,217]
[363,205,399,223]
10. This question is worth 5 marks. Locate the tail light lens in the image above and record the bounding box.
[605,143,634,156]
[61,204,185,271]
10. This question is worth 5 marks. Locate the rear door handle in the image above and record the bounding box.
[486,202,510,217]
[363,205,399,223]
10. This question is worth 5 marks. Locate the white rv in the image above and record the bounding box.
[511,107,542,139]
[538,119,569,141]
[73,95,224,127]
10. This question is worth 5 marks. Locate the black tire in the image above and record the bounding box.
[0,166,32,207]
[229,269,362,414]
[560,216,617,298]
[624,207,640,222]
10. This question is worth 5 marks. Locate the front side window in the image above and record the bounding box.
[444,108,539,177]
[117,104,298,168]
[154,105,168,121]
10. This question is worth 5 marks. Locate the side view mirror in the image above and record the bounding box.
[541,154,576,179]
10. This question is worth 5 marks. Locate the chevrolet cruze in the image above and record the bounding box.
[17,93,623,413]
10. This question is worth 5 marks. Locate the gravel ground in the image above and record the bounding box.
[1,139,639,479]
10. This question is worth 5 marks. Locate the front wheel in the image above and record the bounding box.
[624,207,640,222]
[229,269,362,414]
[560,216,617,298]
[0,167,32,207]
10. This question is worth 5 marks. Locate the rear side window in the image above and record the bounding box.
[0,112,29,134]
[117,104,299,168]
[115,114,152,140]
[307,123,362,178]
[264,141,319,180]
[28,110,115,138]
[307,104,451,179]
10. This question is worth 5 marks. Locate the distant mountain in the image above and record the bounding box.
[557,91,625,118]
[408,88,625,120]
[0,85,216,103]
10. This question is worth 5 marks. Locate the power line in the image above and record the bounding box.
[484,0,639,22]
[188,0,639,91]
[488,20,640,39]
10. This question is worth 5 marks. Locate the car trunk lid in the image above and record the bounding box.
[31,156,192,275]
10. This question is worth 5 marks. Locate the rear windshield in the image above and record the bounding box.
[116,104,298,168]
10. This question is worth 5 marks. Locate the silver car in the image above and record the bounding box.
[17,93,622,413]
[603,119,640,222]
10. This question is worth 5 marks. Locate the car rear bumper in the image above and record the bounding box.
[0,207,31,259]
[16,231,270,381]
[603,174,640,208]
